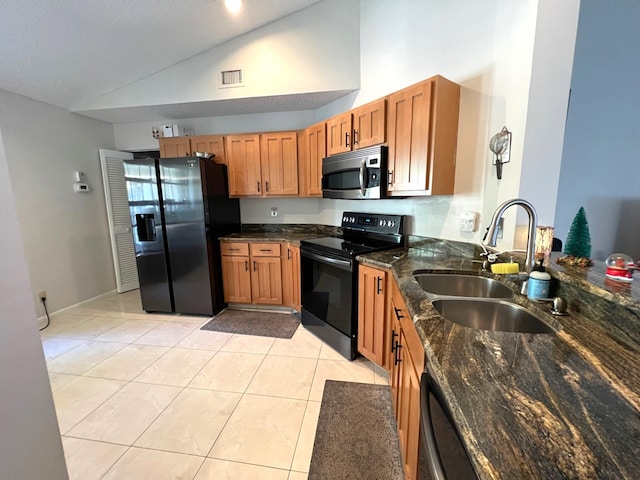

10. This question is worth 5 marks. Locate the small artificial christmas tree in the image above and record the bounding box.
[557,206,593,266]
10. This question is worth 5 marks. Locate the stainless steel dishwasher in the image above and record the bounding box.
[419,363,478,480]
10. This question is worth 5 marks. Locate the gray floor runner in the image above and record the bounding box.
[200,308,300,339]
[309,380,404,480]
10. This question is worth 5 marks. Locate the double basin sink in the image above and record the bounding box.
[415,273,554,334]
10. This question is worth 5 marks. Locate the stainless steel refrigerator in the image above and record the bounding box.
[124,157,240,315]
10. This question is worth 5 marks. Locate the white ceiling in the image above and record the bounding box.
[0,0,332,122]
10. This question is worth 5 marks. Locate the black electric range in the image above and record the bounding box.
[300,212,405,360]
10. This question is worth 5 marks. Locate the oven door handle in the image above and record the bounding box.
[421,372,447,480]
[359,159,366,197]
[301,249,353,271]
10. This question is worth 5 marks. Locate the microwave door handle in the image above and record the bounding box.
[359,159,366,197]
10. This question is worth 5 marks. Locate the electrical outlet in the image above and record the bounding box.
[151,126,160,139]
[459,211,478,233]
[38,290,46,301]
[270,207,278,217]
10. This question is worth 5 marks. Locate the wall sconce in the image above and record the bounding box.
[535,226,555,260]
[489,126,512,179]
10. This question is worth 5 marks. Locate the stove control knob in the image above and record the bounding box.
[389,220,395,227]
[350,216,355,223]
[380,219,386,227]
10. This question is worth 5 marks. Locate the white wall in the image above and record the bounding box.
[74,0,360,114]
[244,0,576,247]
[111,0,580,252]
[0,127,68,480]
[0,90,117,314]
[114,110,317,151]
[555,0,640,260]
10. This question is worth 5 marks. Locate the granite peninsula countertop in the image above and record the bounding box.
[359,239,640,480]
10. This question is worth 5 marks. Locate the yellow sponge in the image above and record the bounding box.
[491,263,519,274]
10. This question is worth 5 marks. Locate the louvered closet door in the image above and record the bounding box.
[99,149,139,293]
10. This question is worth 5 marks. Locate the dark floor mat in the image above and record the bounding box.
[200,308,300,339]
[309,380,404,480]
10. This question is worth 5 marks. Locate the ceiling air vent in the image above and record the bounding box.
[219,68,244,88]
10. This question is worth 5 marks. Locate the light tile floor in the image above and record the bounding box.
[41,290,388,480]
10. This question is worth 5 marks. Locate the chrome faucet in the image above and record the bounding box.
[483,198,538,272]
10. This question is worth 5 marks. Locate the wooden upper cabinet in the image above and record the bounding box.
[225,134,262,196]
[386,75,460,197]
[260,132,299,196]
[299,122,326,197]
[190,135,226,164]
[159,137,191,158]
[352,98,386,149]
[326,111,352,155]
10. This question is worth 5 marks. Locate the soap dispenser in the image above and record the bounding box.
[527,259,551,300]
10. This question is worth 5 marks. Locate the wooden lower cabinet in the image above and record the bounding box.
[221,241,301,309]
[221,255,252,303]
[357,264,389,369]
[396,329,421,480]
[389,278,424,480]
[281,243,301,311]
[250,256,282,305]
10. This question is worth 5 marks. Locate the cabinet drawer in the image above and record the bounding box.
[250,243,281,257]
[221,242,249,256]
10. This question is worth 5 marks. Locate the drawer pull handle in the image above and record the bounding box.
[228,248,239,251]
[259,249,272,252]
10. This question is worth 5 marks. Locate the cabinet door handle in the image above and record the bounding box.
[287,248,292,260]
[253,261,257,272]
[266,181,269,192]
[391,330,398,353]
[353,129,358,145]
[388,170,394,186]
[244,260,248,271]
[345,132,350,148]
[394,307,404,320]
[257,181,261,193]
[376,276,382,294]
[394,343,402,366]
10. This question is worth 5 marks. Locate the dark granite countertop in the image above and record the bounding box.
[359,238,640,480]
[219,224,341,245]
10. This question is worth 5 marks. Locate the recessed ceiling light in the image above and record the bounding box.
[224,0,242,14]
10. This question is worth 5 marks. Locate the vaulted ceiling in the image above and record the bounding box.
[0,0,329,122]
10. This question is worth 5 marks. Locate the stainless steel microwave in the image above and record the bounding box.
[321,145,387,199]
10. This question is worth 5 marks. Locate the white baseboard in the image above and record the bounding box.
[37,289,118,329]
